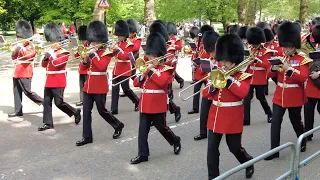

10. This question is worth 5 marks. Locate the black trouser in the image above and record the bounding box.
[199,98,212,136]
[244,85,272,123]
[131,67,136,80]
[82,92,123,138]
[304,97,320,139]
[168,83,174,98]
[207,131,252,179]
[13,78,43,113]
[270,104,306,150]
[43,88,76,125]
[138,113,179,156]
[168,98,180,114]
[79,74,87,102]
[174,71,184,84]
[111,75,139,111]
[265,77,278,94]
[192,81,206,111]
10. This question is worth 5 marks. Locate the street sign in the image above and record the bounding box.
[98,0,110,9]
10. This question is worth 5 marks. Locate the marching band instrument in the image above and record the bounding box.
[111,54,174,87]
[75,41,116,58]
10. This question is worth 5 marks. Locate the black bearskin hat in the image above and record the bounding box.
[312,25,320,43]
[44,22,64,42]
[263,28,275,42]
[77,25,87,41]
[272,24,279,35]
[114,20,129,38]
[189,26,199,39]
[237,26,248,39]
[256,21,271,29]
[167,22,177,35]
[87,21,108,43]
[149,22,169,41]
[229,25,240,34]
[203,30,220,53]
[246,27,266,45]
[313,17,320,25]
[16,20,33,39]
[278,21,301,48]
[127,18,139,33]
[216,34,244,65]
[153,20,167,28]
[199,24,214,36]
[146,32,167,57]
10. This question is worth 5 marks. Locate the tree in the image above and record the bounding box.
[238,0,246,24]
[299,0,308,29]
[144,0,155,28]
[245,0,256,25]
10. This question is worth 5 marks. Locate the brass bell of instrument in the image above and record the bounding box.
[183,45,192,54]
[135,58,147,73]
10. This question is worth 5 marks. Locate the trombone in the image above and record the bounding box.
[178,74,212,101]
[111,53,174,87]
[0,36,35,52]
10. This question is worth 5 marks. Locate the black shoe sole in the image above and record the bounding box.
[76,141,93,146]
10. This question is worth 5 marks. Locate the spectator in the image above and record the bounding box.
[69,23,76,38]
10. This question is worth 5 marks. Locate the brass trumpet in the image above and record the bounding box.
[75,41,116,59]
[111,53,174,87]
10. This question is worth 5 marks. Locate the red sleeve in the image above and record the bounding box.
[175,40,182,51]
[267,67,277,78]
[13,46,36,61]
[80,62,89,71]
[228,78,251,99]
[201,85,212,98]
[259,53,272,69]
[91,53,111,71]
[52,52,69,67]
[133,76,144,88]
[275,47,284,57]
[132,39,142,52]
[116,47,132,60]
[41,58,49,68]
[288,63,309,83]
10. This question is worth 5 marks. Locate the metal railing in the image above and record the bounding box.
[294,125,320,180]
[214,142,296,180]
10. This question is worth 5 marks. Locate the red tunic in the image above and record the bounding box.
[112,39,134,77]
[12,42,36,78]
[203,72,252,134]
[306,78,320,99]
[130,34,142,54]
[81,49,112,94]
[264,41,284,57]
[194,44,211,81]
[166,36,182,69]
[246,46,273,85]
[133,65,174,113]
[267,53,311,107]
[42,47,69,88]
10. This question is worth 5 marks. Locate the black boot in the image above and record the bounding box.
[194,134,207,141]
[111,110,118,115]
[76,101,83,106]
[174,136,181,155]
[38,124,54,131]
[74,109,81,124]
[246,165,254,178]
[130,156,148,164]
[174,107,181,122]
[76,137,93,146]
[8,112,23,117]
[264,152,279,160]
[187,109,199,114]
[113,123,124,139]
[267,114,272,123]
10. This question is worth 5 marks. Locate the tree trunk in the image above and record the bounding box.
[144,0,156,29]
[299,0,308,30]
[237,0,246,25]
[93,0,105,22]
[30,20,35,33]
[245,0,256,25]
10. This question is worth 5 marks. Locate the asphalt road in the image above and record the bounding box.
[0,55,319,180]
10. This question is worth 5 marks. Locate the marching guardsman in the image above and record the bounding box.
[263,28,283,95]
[188,25,213,115]
[304,25,320,141]
[166,22,184,89]
[237,26,249,48]
[120,18,142,97]
[265,21,311,160]
[130,32,181,164]
[194,30,220,141]
[243,27,273,125]
[38,22,81,131]
[149,21,181,122]
[204,34,254,179]
[76,21,125,146]
[111,20,139,115]
[75,25,89,106]
[189,26,199,84]
[271,23,279,41]
[9,20,43,117]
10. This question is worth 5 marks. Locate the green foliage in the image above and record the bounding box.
[107,0,144,25]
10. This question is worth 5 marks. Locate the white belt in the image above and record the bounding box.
[212,100,243,107]
[15,60,33,64]
[277,82,299,88]
[46,70,66,75]
[141,89,166,94]
[116,60,131,63]
[88,71,107,75]
[250,66,265,70]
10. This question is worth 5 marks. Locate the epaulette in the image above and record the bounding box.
[160,65,174,72]
[238,72,253,82]
[264,48,277,55]
[298,52,313,66]
[101,49,113,57]
[125,39,134,48]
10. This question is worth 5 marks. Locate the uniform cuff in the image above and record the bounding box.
[286,70,293,77]
[138,75,145,82]
[147,69,155,78]
[226,79,233,89]
[209,85,216,93]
